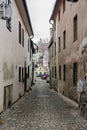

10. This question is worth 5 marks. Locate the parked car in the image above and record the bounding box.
[36,73,42,77]
[41,74,49,80]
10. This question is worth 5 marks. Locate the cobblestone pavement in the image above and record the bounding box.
[0,78,87,130]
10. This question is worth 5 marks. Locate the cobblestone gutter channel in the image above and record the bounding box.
[0,78,87,130]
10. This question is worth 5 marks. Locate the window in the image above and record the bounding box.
[30,40,32,59]
[55,66,56,79]
[22,67,24,79]
[52,46,53,57]
[73,63,78,86]
[63,64,66,81]
[52,67,54,78]
[28,39,29,52]
[63,30,66,49]
[40,72,42,75]
[58,37,61,52]
[55,42,56,55]
[28,66,29,78]
[63,0,66,13]
[59,65,61,80]
[8,0,11,4]
[19,67,21,82]
[22,28,24,47]
[73,15,78,42]
[58,10,60,21]
[19,22,21,44]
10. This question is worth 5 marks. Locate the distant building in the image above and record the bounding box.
[43,50,49,70]
[33,52,43,65]
[49,0,87,101]
[0,0,34,112]
[33,39,49,68]
[34,66,47,77]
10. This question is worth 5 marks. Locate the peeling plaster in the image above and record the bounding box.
[3,62,14,80]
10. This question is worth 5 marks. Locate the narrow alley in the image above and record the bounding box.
[0,78,87,130]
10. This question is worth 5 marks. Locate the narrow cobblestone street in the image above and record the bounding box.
[0,78,87,130]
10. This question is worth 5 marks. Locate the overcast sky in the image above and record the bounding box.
[26,0,56,42]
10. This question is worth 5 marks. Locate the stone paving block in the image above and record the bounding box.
[0,79,87,130]
[10,127,16,130]
[0,119,4,125]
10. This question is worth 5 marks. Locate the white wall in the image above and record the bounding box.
[0,0,31,112]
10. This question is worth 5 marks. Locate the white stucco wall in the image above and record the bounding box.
[0,0,31,112]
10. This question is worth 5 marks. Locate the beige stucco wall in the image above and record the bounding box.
[0,0,31,112]
[49,0,87,102]
[57,0,87,101]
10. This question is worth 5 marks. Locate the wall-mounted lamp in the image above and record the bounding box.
[0,0,12,20]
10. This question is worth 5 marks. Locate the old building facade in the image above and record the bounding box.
[48,27,58,91]
[0,0,33,112]
[49,0,87,102]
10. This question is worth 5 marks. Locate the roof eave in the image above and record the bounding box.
[50,0,59,21]
[22,0,33,35]
[15,0,34,36]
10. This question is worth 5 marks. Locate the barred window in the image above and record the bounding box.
[63,64,66,81]
[73,63,78,86]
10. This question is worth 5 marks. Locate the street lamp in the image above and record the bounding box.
[67,0,78,2]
